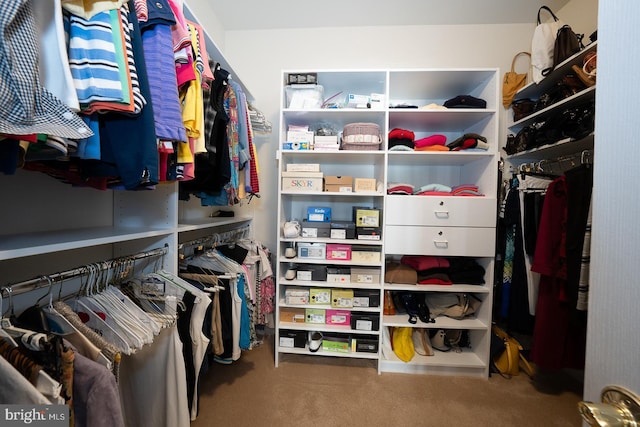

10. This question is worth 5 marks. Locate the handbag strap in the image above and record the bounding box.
[537,6,559,24]
[511,51,532,72]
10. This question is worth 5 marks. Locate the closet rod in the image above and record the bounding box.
[1,245,168,299]
[178,224,251,251]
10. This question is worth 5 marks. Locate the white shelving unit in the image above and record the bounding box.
[275,68,500,377]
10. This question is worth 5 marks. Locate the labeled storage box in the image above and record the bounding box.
[354,178,377,193]
[284,288,309,305]
[279,329,307,348]
[350,312,380,331]
[307,207,332,222]
[286,163,320,172]
[305,308,326,324]
[353,290,381,308]
[286,131,314,144]
[331,289,354,308]
[351,246,381,263]
[356,227,382,240]
[322,335,350,353]
[326,244,352,261]
[326,267,351,283]
[351,336,379,353]
[297,242,326,259]
[286,72,318,85]
[301,220,331,238]
[352,207,381,228]
[330,221,356,239]
[309,288,331,305]
[296,265,327,281]
[280,307,306,323]
[350,268,380,284]
[281,171,323,192]
[324,176,353,192]
[325,309,351,326]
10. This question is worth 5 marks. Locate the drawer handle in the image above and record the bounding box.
[434,210,449,218]
[433,239,449,248]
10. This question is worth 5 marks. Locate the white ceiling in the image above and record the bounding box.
[208,0,571,31]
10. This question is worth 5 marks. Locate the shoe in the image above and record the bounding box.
[430,329,451,352]
[572,64,595,87]
[308,331,323,352]
[412,329,434,356]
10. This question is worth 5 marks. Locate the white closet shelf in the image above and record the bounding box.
[281,257,382,267]
[506,133,594,161]
[387,151,495,166]
[279,346,380,360]
[389,109,496,131]
[0,226,173,260]
[280,191,384,197]
[280,237,382,246]
[383,315,489,330]
[383,283,491,294]
[279,302,380,313]
[277,322,380,335]
[511,86,596,129]
[178,216,252,232]
[380,350,486,372]
[278,279,380,289]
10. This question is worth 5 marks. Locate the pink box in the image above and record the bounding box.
[325,309,351,326]
[325,244,352,261]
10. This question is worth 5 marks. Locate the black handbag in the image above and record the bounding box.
[543,25,584,76]
[504,125,535,155]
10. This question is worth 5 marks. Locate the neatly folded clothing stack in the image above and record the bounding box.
[446,133,489,151]
[447,257,486,285]
[387,182,415,195]
[401,255,452,285]
[451,184,484,196]
[414,183,452,196]
[414,134,448,151]
[388,128,415,150]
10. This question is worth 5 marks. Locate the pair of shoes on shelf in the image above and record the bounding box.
[309,331,323,352]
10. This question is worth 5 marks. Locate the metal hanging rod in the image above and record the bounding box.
[1,245,168,298]
[178,224,252,251]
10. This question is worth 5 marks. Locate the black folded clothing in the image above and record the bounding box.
[443,95,487,109]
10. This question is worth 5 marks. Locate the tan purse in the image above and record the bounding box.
[502,52,531,108]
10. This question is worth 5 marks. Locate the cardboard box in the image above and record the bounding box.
[284,288,309,305]
[286,163,320,172]
[325,309,351,326]
[279,329,307,348]
[352,207,381,228]
[296,265,327,281]
[354,178,377,193]
[353,289,381,308]
[350,312,380,331]
[309,288,331,305]
[351,247,382,263]
[351,336,379,353]
[322,335,350,353]
[330,221,356,239]
[350,268,381,284]
[305,308,325,324]
[326,267,351,283]
[314,135,339,145]
[326,244,352,261]
[281,171,323,192]
[297,242,326,259]
[331,289,354,308]
[356,227,382,240]
[301,220,331,238]
[307,207,331,222]
[280,307,306,323]
[324,176,353,193]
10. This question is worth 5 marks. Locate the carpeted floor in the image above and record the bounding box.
[191,330,584,427]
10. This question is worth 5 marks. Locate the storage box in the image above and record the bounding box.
[331,289,354,308]
[314,135,339,145]
[307,207,331,222]
[350,312,380,331]
[325,309,351,326]
[326,244,352,261]
[354,178,377,193]
[297,242,326,259]
[326,267,351,283]
[305,308,325,324]
[296,265,327,281]
[280,307,306,323]
[286,163,320,172]
[279,329,307,348]
[350,268,381,285]
[285,84,323,109]
[309,288,331,305]
[284,288,309,305]
[281,171,323,192]
[351,336,379,353]
[330,221,356,239]
[301,220,331,238]
[356,227,382,240]
[286,72,318,85]
[369,93,385,111]
[322,335,350,353]
[353,290,381,308]
[346,94,370,108]
[286,130,314,144]
[352,207,381,228]
[351,247,382,263]
[324,176,353,193]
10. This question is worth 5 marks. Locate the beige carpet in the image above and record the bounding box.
[191,331,584,427]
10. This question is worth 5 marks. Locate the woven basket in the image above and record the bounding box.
[341,122,382,150]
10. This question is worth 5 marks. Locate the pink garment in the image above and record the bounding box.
[401,255,450,271]
[167,0,191,52]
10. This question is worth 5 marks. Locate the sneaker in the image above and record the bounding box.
[308,331,323,353]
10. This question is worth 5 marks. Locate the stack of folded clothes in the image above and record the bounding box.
[401,255,452,285]
[414,183,452,196]
[414,134,448,151]
[446,133,489,151]
[447,257,486,285]
[388,128,415,150]
[387,182,415,195]
[451,184,484,196]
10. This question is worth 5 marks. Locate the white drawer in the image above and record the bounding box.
[385,196,496,227]
[385,225,496,257]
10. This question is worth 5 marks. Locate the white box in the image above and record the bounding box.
[346,93,370,108]
[281,171,323,192]
[286,163,320,172]
[297,242,326,259]
[369,93,385,110]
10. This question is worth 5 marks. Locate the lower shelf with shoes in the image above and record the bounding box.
[278,328,379,359]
